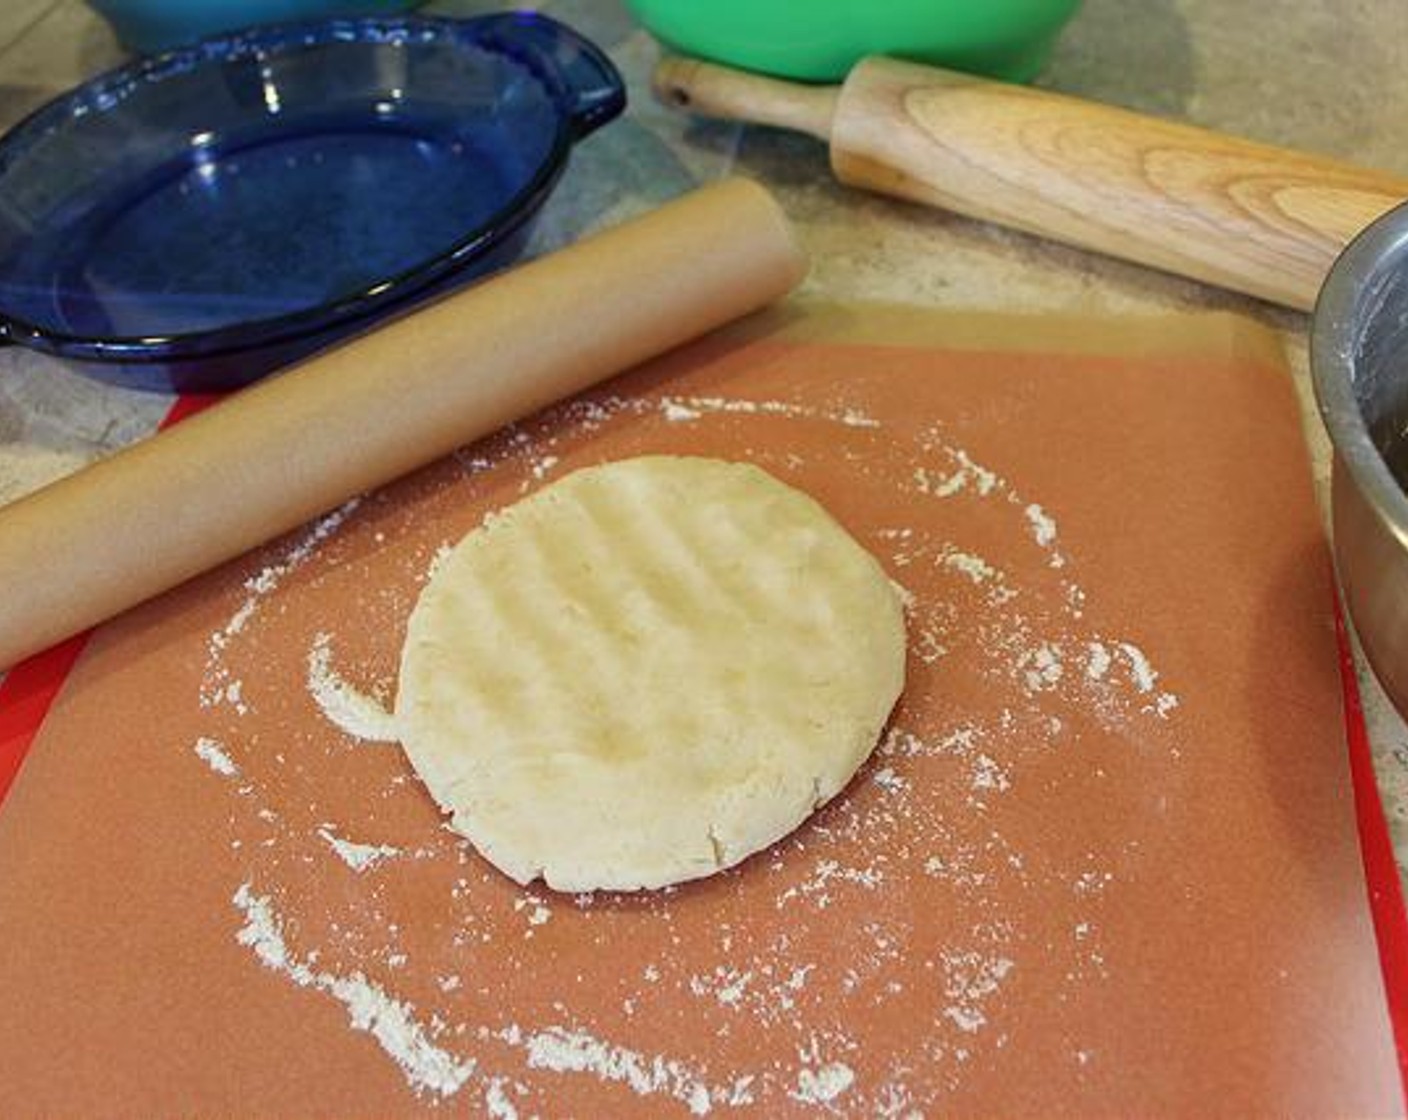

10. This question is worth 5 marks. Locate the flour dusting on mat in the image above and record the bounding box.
[942,549,998,584]
[484,1077,520,1119]
[318,826,402,872]
[657,395,879,429]
[523,1027,714,1116]
[662,400,702,423]
[940,949,1016,1034]
[908,433,1182,727]
[193,737,238,777]
[306,632,398,744]
[1024,503,1057,547]
[233,884,475,1097]
[792,1062,855,1104]
[201,500,362,713]
[191,381,1185,1113]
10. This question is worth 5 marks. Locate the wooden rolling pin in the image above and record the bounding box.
[0,178,806,669]
[655,57,1408,311]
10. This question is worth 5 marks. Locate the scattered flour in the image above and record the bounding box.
[1118,642,1157,692]
[317,826,402,873]
[878,726,932,758]
[1020,643,1065,693]
[1086,641,1112,680]
[940,951,1015,1036]
[941,550,998,584]
[690,965,754,1009]
[662,400,702,423]
[971,754,1011,793]
[229,503,359,642]
[201,500,363,713]
[936,725,981,755]
[514,895,552,928]
[1116,642,1181,718]
[306,632,399,744]
[1023,504,1057,548]
[915,629,949,665]
[233,884,475,1098]
[1079,638,1181,719]
[193,737,238,778]
[914,448,999,498]
[484,1077,519,1119]
[1074,870,1114,895]
[872,766,908,794]
[776,858,885,910]
[656,395,878,430]
[792,1062,855,1105]
[522,1027,714,1116]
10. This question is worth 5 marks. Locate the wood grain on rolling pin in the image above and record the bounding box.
[0,179,807,671]
[831,59,1408,310]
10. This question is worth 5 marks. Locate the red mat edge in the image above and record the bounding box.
[0,633,90,807]
[0,392,218,807]
[1333,587,1408,1091]
[0,395,1404,1098]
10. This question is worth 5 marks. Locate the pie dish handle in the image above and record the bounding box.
[472,12,627,141]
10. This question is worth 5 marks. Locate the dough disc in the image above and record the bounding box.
[395,456,906,892]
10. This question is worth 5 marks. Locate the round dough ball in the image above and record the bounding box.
[395,456,905,892]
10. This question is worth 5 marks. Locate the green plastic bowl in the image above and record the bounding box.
[625,0,1082,82]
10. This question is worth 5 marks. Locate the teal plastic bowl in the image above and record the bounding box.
[86,0,423,53]
[626,0,1082,82]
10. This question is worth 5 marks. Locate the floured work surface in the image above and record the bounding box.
[0,304,1399,1116]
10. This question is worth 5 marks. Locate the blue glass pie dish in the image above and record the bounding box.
[0,12,625,391]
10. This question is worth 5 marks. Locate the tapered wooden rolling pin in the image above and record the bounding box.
[655,57,1408,310]
[0,178,807,669]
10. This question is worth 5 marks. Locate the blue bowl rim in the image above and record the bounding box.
[0,11,625,363]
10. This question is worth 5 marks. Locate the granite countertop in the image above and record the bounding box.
[1,0,1406,887]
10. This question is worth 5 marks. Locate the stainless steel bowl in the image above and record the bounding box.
[1312,200,1408,718]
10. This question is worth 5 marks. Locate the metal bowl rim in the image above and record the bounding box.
[1310,199,1408,547]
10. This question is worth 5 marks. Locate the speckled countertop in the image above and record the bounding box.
[1,0,1406,887]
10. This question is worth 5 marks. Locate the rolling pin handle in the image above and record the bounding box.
[652,57,838,143]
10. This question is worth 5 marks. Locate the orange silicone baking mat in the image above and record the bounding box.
[0,304,1399,1116]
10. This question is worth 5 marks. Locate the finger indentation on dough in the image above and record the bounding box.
[395,456,906,892]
